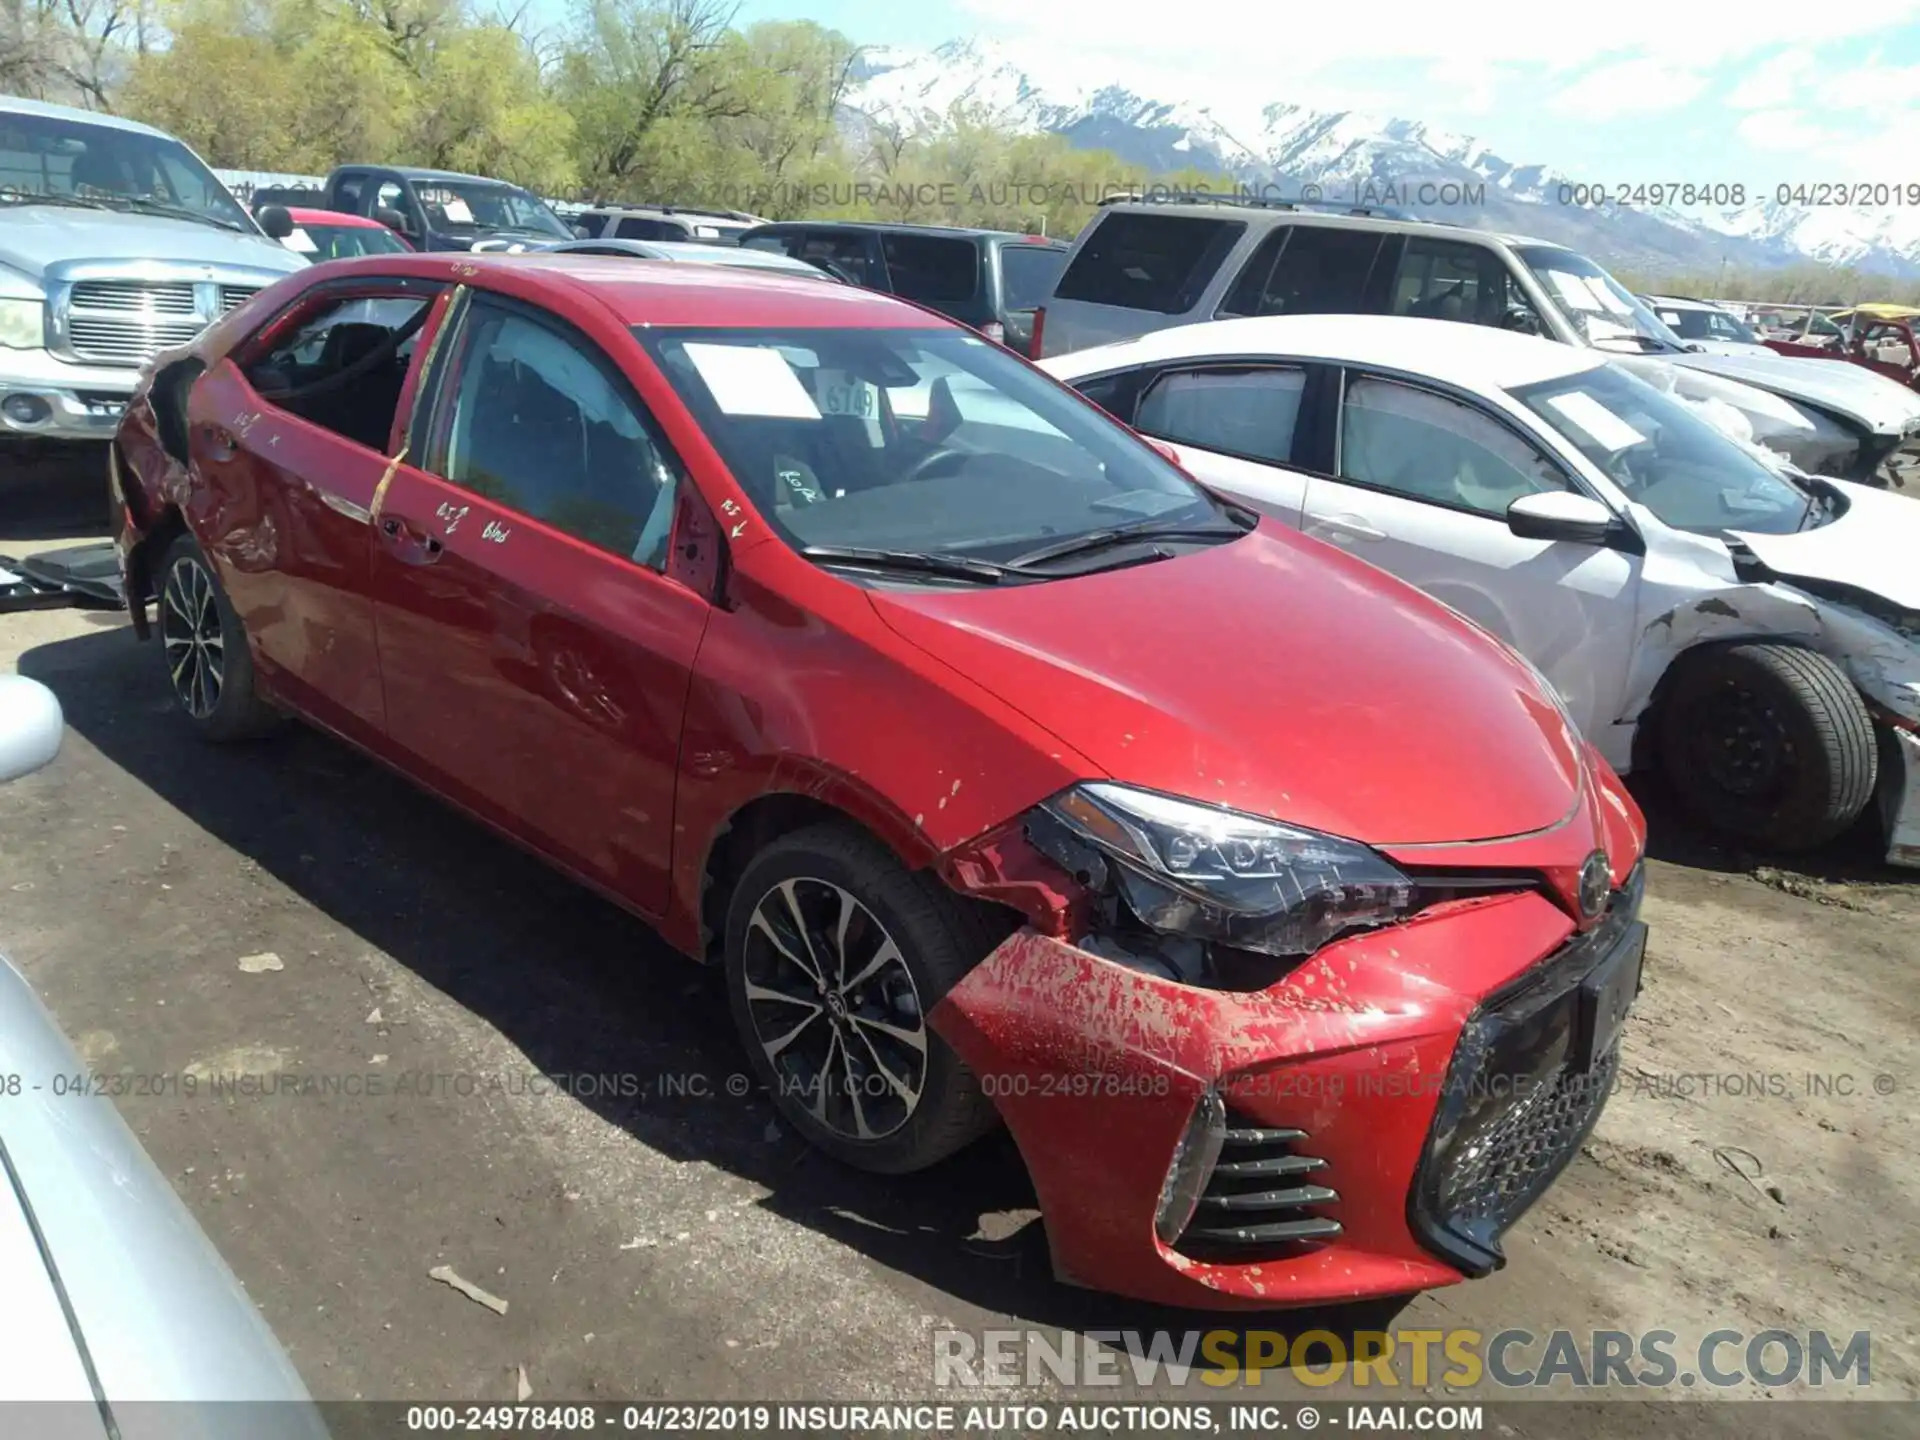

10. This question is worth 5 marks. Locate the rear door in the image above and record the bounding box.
[367,288,709,916]
[1298,369,1640,742]
[1213,223,1394,318]
[183,277,448,744]
[1125,362,1319,526]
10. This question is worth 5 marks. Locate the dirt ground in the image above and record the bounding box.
[1,458,1915,1436]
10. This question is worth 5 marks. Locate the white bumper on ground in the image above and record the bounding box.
[0,347,135,442]
[1881,727,1920,869]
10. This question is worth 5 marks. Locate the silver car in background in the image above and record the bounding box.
[0,676,325,1439]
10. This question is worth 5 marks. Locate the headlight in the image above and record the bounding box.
[0,297,45,350]
[1030,782,1417,958]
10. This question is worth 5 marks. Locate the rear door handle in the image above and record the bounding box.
[204,425,236,461]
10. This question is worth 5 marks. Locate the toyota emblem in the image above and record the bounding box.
[1578,852,1611,920]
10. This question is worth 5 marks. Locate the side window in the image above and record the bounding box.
[334,176,364,212]
[437,300,685,571]
[879,233,979,303]
[1389,238,1519,326]
[1339,376,1567,517]
[1135,367,1305,466]
[614,216,676,240]
[244,293,434,452]
[742,234,795,255]
[1071,372,1138,422]
[1231,226,1385,317]
[375,180,406,214]
[1052,213,1246,314]
[793,232,880,287]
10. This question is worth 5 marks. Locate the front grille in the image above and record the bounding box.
[67,314,204,367]
[1176,1112,1341,1258]
[1409,863,1645,1276]
[70,280,196,315]
[220,285,260,313]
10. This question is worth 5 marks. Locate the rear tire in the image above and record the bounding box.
[723,821,1005,1175]
[1658,642,1875,852]
[156,532,279,742]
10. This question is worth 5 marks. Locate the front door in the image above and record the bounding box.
[184,282,443,743]
[1128,361,1314,526]
[368,290,709,915]
[1300,371,1641,747]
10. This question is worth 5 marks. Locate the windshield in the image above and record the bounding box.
[1512,363,1819,536]
[412,179,568,237]
[638,326,1223,562]
[0,110,252,231]
[1516,246,1685,353]
[286,221,410,260]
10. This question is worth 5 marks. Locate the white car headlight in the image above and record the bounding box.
[0,297,45,350]
[1029,782,1417,958]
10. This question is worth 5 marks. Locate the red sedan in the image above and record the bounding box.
[109,254,1647,1309]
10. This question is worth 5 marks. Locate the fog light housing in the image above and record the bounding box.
[1154,1086,1226,1246]
[3,393,52,426]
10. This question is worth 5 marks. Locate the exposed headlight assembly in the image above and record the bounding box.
[1028,782,1417,959]
[0,297,45,350]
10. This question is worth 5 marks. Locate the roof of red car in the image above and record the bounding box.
[303,251,933,329]
[285,207,389,229]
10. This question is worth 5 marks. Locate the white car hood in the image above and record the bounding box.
[1675,348,1920,436]
[1732,480,1920,612]
[0,203,305,283]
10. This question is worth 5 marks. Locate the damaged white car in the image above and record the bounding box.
[1042,314,1920,866]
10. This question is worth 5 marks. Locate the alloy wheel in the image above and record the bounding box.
[161,556,224,719]
[741,877,927,1142]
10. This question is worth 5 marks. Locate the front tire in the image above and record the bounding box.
[1658,642,1876,852]
[156,533,278,742]
[723,821,1004,1174]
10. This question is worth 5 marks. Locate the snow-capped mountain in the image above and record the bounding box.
[847,39,1920,280]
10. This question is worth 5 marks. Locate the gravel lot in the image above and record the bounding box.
[1,457,1914,1436]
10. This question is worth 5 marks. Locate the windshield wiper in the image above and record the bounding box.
[115,196,245,232]
[1006,518,1248,570]
[798,545,1015,584]
[0,191,114,211]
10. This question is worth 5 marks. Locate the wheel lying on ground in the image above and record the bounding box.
[1657,641,1876,852]
[155,531,279,742]
[723,820,1004,1174]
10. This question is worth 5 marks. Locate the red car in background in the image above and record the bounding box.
[107,254,1647,1309]
[254,204,412,261]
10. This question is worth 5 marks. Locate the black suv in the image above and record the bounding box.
[735,222,1069,355]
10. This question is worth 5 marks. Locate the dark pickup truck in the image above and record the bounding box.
[299,165,581,252]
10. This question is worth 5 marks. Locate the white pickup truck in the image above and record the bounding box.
[0,96,305,452]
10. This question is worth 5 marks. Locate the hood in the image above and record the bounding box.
[1674,348,1920,435]
[0,204,304,284]
[868,525,1587,846]
[1734,480,1920,612]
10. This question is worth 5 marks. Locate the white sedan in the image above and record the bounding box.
[1041,315,1920,866]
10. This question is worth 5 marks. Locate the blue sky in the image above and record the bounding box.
[712,0,1920,187]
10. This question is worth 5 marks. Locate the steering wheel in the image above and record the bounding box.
[898,446,969,486]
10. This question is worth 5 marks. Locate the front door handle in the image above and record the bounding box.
[379,514,444,563]
[1316,514,1387,542]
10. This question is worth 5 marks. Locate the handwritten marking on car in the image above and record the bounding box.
[436,501,470,534]
[482,519,510,544]
[722,499,741,515]
[730,521,748,539]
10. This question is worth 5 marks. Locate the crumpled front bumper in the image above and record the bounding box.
[927,886,1605,1310]
[1879,726,1920,868]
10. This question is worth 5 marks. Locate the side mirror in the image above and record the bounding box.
[0,677,63,784]
[571,223,590,239]
[255,204,294,240]
[373,206,412,235]
[1507,491,1617,545]
[1500,304,1542,336]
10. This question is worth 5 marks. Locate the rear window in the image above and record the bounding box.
[1052,212,1246,314]
[1219,225,1386,317]
[998,243,1066,311]
[880,232,980,303]
[615,216,683,240]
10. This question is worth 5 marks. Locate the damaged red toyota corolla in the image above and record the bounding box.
[111,254,1648,1309]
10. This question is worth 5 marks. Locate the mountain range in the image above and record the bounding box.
[846,39,1920,284]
